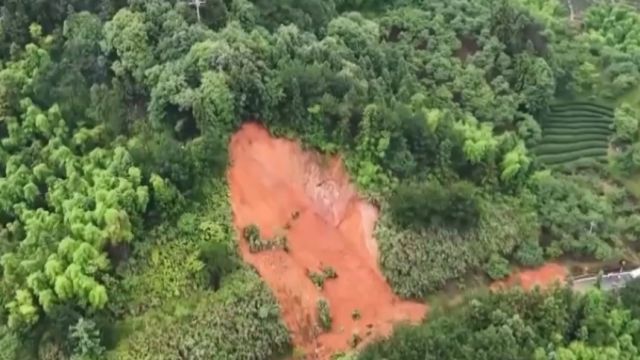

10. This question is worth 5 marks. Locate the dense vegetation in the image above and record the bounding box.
[536,102,614,166]
[360,285,640,360]
[2,0,640,358]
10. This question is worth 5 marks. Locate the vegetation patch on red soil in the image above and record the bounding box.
[492,263,568,291]
[228,123,426,358]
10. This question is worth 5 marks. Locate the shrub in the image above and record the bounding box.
[317,299,332,331]
[514,241,544,267]
[484,254,511,280]
[322,266,337,279]
[0,327,20,360]
[274,234,289,252]
[69,318,105,360]
[620,278,640,318]
[309,272,326,289]
[359,288,634,360]
[614,103,640,142]
[242,226,289,253]
[199,241,238,290]
[243,224,262,252]
[389,180,480,231]
[109,270,290,359]
[378,197,539,297]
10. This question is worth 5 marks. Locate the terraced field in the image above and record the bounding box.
[535,102,614,166]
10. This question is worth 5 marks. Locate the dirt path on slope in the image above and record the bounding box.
[228,123,426,358]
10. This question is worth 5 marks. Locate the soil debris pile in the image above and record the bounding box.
[492,263,568,291]
[228,123,426,358]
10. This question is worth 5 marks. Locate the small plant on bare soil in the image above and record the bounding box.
[244,225,290,253]
[274,234,289,252]
[243,224,263,252]
[351,309,361,320]
[348,332,362,348]
[309,271,325,289]
[308,265,338,288]
[322,265,337,279]
[317,298,332,331]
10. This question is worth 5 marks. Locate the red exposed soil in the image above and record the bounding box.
[491,263,568,291]
[228,123,426,358]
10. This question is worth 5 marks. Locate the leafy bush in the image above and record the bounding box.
[378,197,539,297]
[273,234,289,252]
[530,172,617,259]
[199,241,238,290]
[5,0,640,356]
[317,298,332,331]
[614,103,640,142]
[359,288,638,360]
[112,232,206,316]
[0,327,20,360]
[69,318,105,360]
[242,225,289,253]
[309,272,326,289]
[308,266,339,289]
[243,224,262,252]
[389,180,480,231]
[108,269,290,360]
[483,254,511,280]
[620,278,640,318]
[322,266,338,279]
[514,241,545,267]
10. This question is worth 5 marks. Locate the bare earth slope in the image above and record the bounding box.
[228,123,426,358]
[492,263,568,291]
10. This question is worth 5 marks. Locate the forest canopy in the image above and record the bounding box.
[3,0,640,359]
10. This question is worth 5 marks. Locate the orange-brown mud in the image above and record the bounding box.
[492,263,568,291]
[228,123,426,358]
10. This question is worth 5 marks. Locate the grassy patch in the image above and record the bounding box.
[107,269,290,360]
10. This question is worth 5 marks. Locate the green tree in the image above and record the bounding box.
[614,103,639,143]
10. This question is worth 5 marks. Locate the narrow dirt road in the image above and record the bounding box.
[228,123,426,358]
